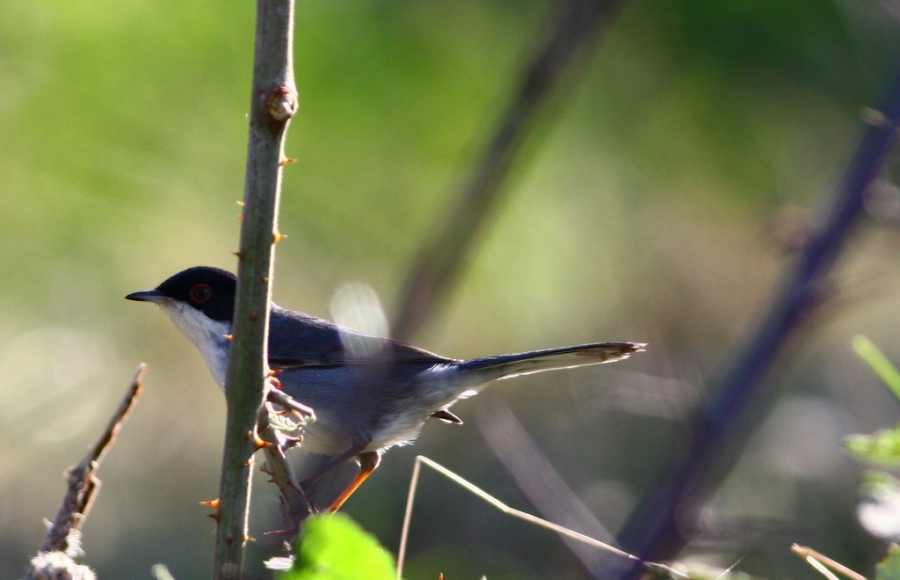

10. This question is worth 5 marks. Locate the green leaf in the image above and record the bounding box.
[876,544,900,580]
[845,427,900,467]
[278,514,396,580]
[852,335,900,404]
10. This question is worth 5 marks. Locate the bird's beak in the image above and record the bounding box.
[125,289,166,303]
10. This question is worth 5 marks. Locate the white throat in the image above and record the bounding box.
[157,300,232,389]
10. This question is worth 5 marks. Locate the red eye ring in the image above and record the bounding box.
[190,283,212,304]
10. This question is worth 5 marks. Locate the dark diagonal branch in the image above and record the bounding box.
[390,0,626,343]
[214,0,297,576]
[617,62,900,574]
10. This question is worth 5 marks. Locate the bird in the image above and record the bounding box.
[126,266,644,512]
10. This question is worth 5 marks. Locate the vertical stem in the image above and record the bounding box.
[213,0,297,578]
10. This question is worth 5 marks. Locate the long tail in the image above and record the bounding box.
[458,342,645,383]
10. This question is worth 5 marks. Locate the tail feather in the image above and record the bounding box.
[460,342,645,382]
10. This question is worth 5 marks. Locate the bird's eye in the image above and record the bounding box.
[190,284,212,303]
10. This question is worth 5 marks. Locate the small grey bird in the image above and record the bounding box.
[127,266,643,511]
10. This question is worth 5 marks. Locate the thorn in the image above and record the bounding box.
[233,252,244,261]
[237,201,245,207]
[237,215,244,221]
[245,535,256,544]
[223,334,233,341]
[200,498,221,509]
[261,276,269,283]
[280,157,297,166]
[250,313,258,322]
[273,232,288,244]
[208,512,221,523]
[252,433,270,451]
[269,377,282,390]
[226,534,234,547]
[267,369,283,377]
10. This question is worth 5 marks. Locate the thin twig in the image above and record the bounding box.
[214,0,297,575]
[396,455,687,580]
[257,399,313,530]
[390,0,626,342]
[267,387,315,419]
[618,61,900,573]
[40,364,146,553]
[476,401,620,577]
[791,545,867,580]
[24,364,146,579]
[804,557,844,580]
[396,453,422,580]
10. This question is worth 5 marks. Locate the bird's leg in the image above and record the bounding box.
[328,451,381,512]
[299,445,366,492]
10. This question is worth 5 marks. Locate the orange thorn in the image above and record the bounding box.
[233,252,244,260]
[200,498,221,509]
[261,276,269,283]
[273,232,287,244]
[237,215,244,221]
[223,334,233,341]
[280,157,297,166]
[267,368,283,377]
[252,433,270,451]
[236,201,245,207]
[245,535,256,544]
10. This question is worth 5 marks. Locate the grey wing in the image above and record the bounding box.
[267,306,453,369]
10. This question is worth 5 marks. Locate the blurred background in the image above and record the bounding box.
[1,0,900,578]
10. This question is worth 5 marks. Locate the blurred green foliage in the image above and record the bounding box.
[879,545,900,580]
[854,335,900,404]
[1,0,899,579]
[279,514,395,580]
[846,429,900,467]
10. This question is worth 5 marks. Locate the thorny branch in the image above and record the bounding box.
[214,0,297,575]
[24,364,146,580]
[257,391,315,531]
